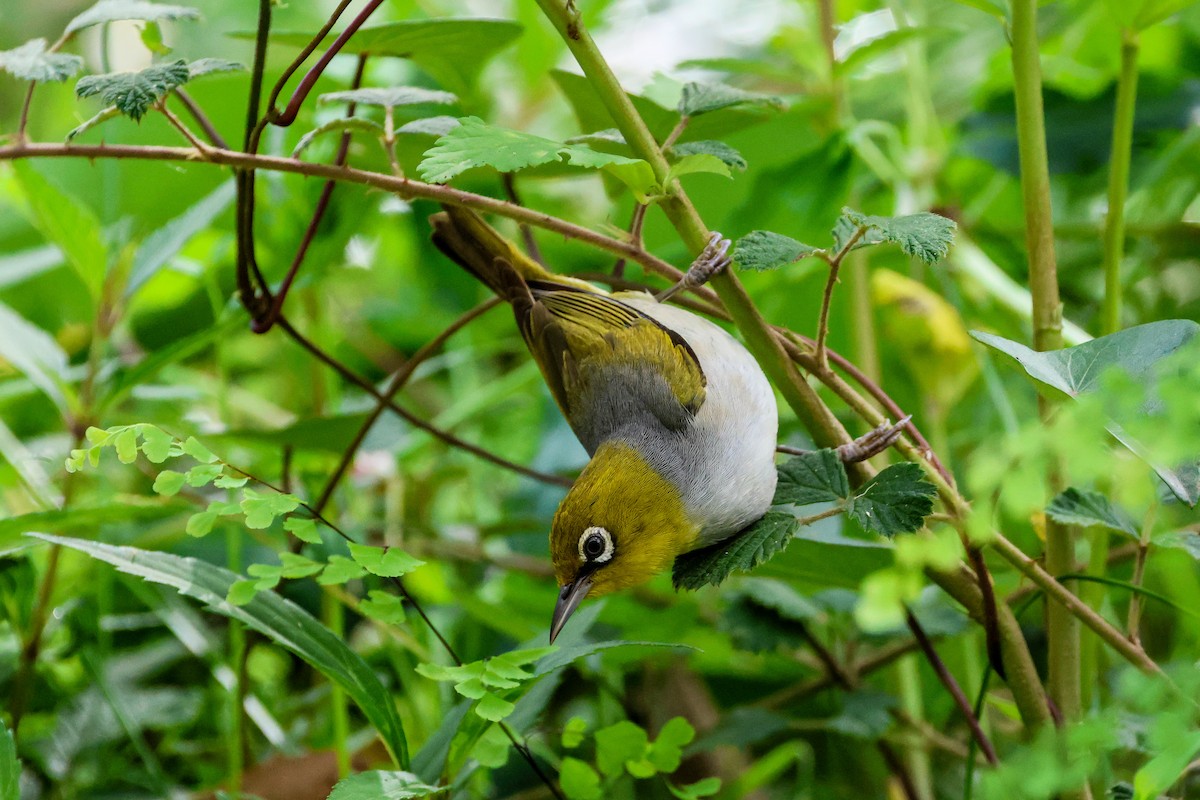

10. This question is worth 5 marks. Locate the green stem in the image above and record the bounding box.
[227,523,246,795]
[1101,29,1140,336]
[1011,0,1079,734]
[530,0,855,458]
[896,654,934,800]
[325,590,351,777]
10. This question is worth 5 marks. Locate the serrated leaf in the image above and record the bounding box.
[0,39,83,82]
[319,86,458,108]
[327,770,440,800]
[76,60,191,121]
[559,757,602,800]
[732,230,819,272]
[347,543,424,577]
[833,209,957,264]
[846,463,936,537]
[66,0,201,35]
[186,58,243,79]
[1046,488,1138,536]
[32,534,408,766]
[670,139,746,170]
[292,117,385,159]
[775,450,850,505]
[678,81,783,117]
[152,470,186,496]
[672,511,799,590]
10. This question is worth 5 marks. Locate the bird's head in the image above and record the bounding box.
[548,442,698,641]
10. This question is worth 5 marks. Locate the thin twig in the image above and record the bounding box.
[253,54,369,335]
[612,203,649,278]
[815,226,870,370]
[905,609,998,766]
[1126,503,1158,645]
[174,89,228,148]
[275,316,572,487]
[265,0,355,116]
[159,104,211,152]
[270,0,386,127]
[313,298,502,512]
[502,173,543,265]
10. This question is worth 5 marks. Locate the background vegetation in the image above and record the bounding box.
[1,0,1198,798]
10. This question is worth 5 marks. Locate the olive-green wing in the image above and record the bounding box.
[519,282,707,451]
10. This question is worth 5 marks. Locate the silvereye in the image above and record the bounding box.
[431,206,778,641]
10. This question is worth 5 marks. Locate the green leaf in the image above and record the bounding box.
[647,717,694,773]
[672,511,799,590]
[670,140,746,170]
[833,209,957,265]
[319,87,458,109]
[947,0,1007,19]
[75,60,191,121]
[739,578,823,622]
[665,153,731,183]
[396,116,460,137]
[418,117,656,197]
[775,450,850,505]
[0,39,83,82]
[419,116,561,182]
[669,777,722,800]
[0,719,18,800]
[319,556,368,585]
[34,533,408,767]
[12,160,107,301]
[240,488,301,530]
[185,58,243,79]
[152,470,186,496]
[1132,0,1199,29]
[292,117,386,159]
[138,425,174,463]
[327,771,440,800]
[559,757,602,800]
[473,692,515,721]
[1132,730,1200,800]
[1046,488,1138,537]
[359,591,406,626]
[846,463,937,537]
[0,500,187,547]
[595,720,649,778]
[348,543,425,578]
[226,579,259,605]
[181,436,216,463]
[66,0,201,35]
[678,81,783,117]
[562,717,587,749]
[972,321,1200,505]
[732,230,819,272]
[140,20,169,54]
[0,299,71,413]
[113,428,138,463]
[184,463,222,488]
[245,19,522,95]
[283,516,321,544]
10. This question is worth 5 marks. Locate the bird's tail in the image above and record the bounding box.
[429,205,554,301]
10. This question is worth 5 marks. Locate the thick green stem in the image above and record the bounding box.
[1101,30,1140,336]
[530,0,854,456]
[1011,0,1080,732]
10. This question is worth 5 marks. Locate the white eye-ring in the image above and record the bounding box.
[578,526,614,563]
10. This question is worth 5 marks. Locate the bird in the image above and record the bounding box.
[430,205,778,641]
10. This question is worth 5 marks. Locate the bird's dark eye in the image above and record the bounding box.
[578,526,614,563]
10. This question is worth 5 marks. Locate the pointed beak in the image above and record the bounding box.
[550,575,593,643]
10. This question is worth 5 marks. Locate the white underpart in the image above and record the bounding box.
[619,295,779,545]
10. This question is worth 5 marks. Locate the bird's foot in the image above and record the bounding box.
[655,232,732,302]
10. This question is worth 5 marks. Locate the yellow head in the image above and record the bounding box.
[548,441,699,641]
